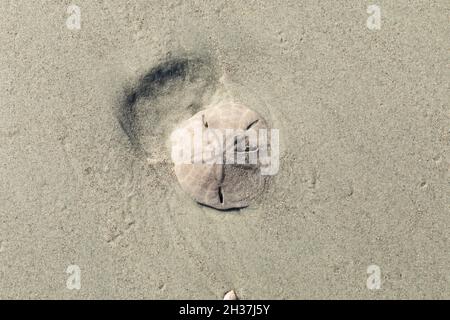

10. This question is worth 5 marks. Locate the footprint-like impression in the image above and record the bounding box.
[117,56,218,160]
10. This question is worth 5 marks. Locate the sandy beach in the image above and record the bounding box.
[0,0,449,299]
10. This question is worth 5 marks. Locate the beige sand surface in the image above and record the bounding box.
[0,0,449,299]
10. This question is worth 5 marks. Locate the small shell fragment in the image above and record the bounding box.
[223,290,238,300]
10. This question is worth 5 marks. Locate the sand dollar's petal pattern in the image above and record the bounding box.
[171,101,270,210]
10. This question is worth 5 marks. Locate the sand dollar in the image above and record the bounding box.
[170,102,270,210]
